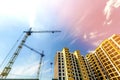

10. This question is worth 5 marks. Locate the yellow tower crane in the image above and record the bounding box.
[0,28,61,79]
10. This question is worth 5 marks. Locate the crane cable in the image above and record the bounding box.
[0,33,24,68]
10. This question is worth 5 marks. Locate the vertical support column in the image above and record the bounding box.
[0,28,32,79]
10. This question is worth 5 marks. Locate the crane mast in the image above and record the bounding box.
[0,28,32,79]
[0,28,61,79]
[37,53,44,79]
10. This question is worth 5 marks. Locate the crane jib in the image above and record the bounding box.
[0,28,61,79]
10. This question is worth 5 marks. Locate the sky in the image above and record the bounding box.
[0,0,120,80]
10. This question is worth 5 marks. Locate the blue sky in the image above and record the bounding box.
[0,1,87,79]
[0,21,87,79]
[0,0,120,80]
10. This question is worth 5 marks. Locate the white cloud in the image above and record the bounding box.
[88,32,106,40]
[83,33,87,40]
[89,32,97,39]
[104,0,120,24]
[87,50,95,53]
[8,62,39,78]
[92,40,102,46]
[70,39,77,45]
[7,60,49,78]
[107,20,112,25]
[113,0,120,8]
[43,68,52,74]
[83,32,107,48]
[104,0,113,20]
[98,32,107,37]
[8,68,36,78]
[39,60,53,79]
[83,32,106,47]
[83,32,98,40]
[41,60,49,67]
[0,0,38,17]
[0,0,55,28]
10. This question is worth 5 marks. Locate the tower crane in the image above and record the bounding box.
[0,28,61,79]
[23,44,44,79]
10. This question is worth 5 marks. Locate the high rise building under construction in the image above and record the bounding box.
[54,48,89,80]
[54,34,120,80]
[86,34,120,80]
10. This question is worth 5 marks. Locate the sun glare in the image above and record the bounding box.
[0,0,41,28]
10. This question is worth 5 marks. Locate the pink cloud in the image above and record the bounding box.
[51,0,120,47]
[83,34,87,40]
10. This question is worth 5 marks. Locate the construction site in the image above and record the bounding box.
[0,28,61,80]
[0,0,120,80]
